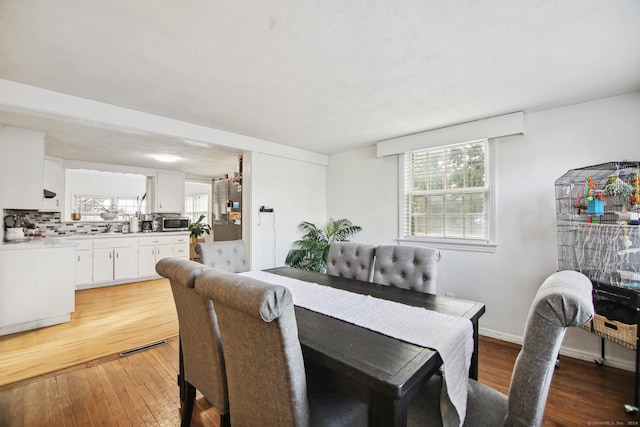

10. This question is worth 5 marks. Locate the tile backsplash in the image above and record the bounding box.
[4,210,120,236]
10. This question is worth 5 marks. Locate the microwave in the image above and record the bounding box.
[159,217,189,231]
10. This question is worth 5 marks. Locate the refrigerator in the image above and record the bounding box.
[212,178,242,241]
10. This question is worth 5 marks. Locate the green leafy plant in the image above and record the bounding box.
[189,214,211,239]
[285,218,362,272]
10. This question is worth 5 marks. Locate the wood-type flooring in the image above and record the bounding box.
[0,278,637,426]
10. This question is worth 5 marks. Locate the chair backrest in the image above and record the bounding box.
[372,245,441,293]
[155,258,229,414]
[504,270,593,426]
[195,269,311,427]
[195,240,248,272]
[325,242,376,281]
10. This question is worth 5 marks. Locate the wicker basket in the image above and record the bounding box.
[592,314,637,349]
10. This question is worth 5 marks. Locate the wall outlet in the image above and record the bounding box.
[259,206,274,213]
[445,292,454,298]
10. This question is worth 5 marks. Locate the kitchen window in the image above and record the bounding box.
[400,139,495,250]
[73,195,145,221]
[185,193,209,223]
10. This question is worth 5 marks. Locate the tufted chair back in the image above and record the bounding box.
[195,240,249,272]
[195,269,368,427]
[326,242,376,281]
[155,258,229,427]
[408,270,594,426]
[372,245,441,294]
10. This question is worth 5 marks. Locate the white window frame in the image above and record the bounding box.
[398,139,497,253]
[185,193,209,224]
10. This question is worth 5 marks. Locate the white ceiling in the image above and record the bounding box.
[0,0,639,176]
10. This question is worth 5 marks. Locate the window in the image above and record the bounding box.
[74,195,115,221]
[73,195,145,221]
[401,139,493,246]
[185,193,209,223]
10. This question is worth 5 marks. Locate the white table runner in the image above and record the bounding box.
[241,270,473,427]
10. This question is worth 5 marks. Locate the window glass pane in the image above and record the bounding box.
[74,196,115,221]
[403,140,490,241]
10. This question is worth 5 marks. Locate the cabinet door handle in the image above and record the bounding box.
[109,252,112,259]
[77,255,80,262]
[152,249,155,256]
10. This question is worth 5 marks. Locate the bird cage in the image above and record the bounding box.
[555,161,640,289]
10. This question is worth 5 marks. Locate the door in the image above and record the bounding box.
[138,245,157,277]
[114,246,136,281]
[75,249,93,286]
[93,248,114,282]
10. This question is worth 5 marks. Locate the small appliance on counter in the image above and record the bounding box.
[141,220,153,232]
[158,215,189,231]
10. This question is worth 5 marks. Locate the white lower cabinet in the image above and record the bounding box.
[92,238,138,284]
[138,235,189,277]
[71,233,189,288]
[0,245,75,336]
[74,240,93,287]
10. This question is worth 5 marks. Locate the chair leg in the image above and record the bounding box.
[181,382,196,427]
[178,337,185,401]
[220,412,231,427]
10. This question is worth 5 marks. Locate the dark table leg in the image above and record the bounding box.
[368,391,407,427]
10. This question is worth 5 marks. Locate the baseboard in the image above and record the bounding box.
[479,327,636,372]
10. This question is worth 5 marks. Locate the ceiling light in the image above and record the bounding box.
[152,154,179,162]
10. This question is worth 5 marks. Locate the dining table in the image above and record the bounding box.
[261,266,486,427]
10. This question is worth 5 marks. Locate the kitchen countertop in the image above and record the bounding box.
[64,231,190,239]
[0,237,77,250]
[1,231,190,249]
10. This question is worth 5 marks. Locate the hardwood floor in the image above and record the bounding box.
[0,279,638,426]
[0,278,179,387]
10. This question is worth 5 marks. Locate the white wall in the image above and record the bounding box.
[327,92,640,370]
[250,152,326,271]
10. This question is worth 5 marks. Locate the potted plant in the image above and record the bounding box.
[285,218,362,272]
[188,214,212,259]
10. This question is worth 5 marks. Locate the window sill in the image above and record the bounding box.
[396,238,497,253]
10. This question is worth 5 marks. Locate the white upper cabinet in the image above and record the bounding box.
[42,157,65,212]
[154,172,185,213]
[0,126,45,210]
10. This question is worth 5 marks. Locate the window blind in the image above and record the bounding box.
[403,140,490,241]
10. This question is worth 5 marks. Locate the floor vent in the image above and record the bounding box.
[119,340,167,357]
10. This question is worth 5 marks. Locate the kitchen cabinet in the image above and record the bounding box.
[154,172,185,213]
[138,234,189,277]
[42,157,65,212]
[0,244,75,336]
[73,240,93,287]
[1,126,45,210]
[92,238,138,283]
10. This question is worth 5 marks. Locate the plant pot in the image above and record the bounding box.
[71,213,81,221]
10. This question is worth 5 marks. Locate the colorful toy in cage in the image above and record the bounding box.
[604,171,634,198]
[576,176,605,204]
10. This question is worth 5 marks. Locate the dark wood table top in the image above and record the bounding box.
[265,267,486,402]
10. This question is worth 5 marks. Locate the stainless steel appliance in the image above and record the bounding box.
[159,217,189,231]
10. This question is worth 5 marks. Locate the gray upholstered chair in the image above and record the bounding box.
[408,270,594,427]
[372,245,441,294]
[326,242,376,281]
[194,269,368,427]
[155,258,230,427]
[195,240,248,272]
